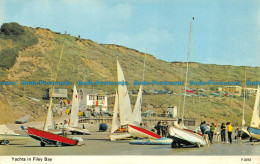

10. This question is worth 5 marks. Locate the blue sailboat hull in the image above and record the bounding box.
[249,127,260,140]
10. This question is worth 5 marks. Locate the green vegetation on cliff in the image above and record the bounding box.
[0,22,259,125]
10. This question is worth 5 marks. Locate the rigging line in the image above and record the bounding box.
[142,49,147,82]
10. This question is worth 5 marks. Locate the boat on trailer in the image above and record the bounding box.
[21,126,80,147]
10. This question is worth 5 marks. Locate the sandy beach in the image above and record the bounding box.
[1,119,259,156]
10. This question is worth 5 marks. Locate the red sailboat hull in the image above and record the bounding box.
[27,127,78,146]
[128,125,161,139]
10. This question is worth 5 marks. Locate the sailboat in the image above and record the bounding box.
[68,85,91,135]
[168,19,206,148]
[110,60,133,141]
[0,124,29,145]
[249,85,260,140]
[128,81,162,139]
[21,85,81,146]
[128,90,162,139]
[127,52,162,139]
[21,44,81,147]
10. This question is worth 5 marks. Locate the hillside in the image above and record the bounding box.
[0,22,259,125]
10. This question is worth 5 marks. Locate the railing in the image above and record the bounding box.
[78,115,196,126]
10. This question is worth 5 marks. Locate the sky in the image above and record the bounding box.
[0,0,259,67]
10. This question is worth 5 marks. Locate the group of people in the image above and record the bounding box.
[154,121,170,137]
[152,120,239,148]
[200,121,234,147]
[60,98,70,107]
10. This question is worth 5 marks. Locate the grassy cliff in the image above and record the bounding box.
[0,22,259,125]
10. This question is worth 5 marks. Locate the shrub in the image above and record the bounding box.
[1,22,24,36]
[0,22,38,69]
[0,48,18,69]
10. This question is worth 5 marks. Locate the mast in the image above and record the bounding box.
[142,49,147,82]
[117,57,121,125]
[182,19,193,122]
[242,66,247,126]
[43,43,65,131]
[132,49,147,126]
[178,60,183,118]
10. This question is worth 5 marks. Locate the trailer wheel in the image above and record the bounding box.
[40,142,46,147]
[171,141,178,148]
[196,142,201,148]
[56,141,62,147]
[4,140,9,145]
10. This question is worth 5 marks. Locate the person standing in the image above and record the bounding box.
[210,123,215,143]
[200,121,211,147]
[154,121,162,136]
[235,127,242,143]
[220,123,226,143]
[62,120,69,137]
[162,122,167,137]
[227,122,233,144]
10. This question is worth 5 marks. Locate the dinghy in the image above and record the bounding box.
[129,138,150,145]
[0,124,29,145]
[128,124,161,139]
[129,137,172,145]
[22,45,81,147]
[249,85,260,140]
[127,53,159,139]
[168,126,207,148]
[15,115,29,124]
[22,126,80,147]
[110,60,133,141]
[149,137,173,145]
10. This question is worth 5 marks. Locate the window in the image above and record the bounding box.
[89,95,94,100]
[98,96,105,100]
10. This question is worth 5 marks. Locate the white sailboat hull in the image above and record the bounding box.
[110,133,132,141]
[168,126,207,146]
[68,127,91,135]
[0,134,30,144]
